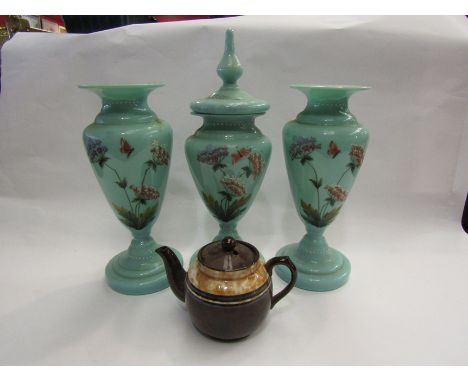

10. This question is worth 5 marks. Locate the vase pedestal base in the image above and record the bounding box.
[275,243,350,292]
[105,246,183,295]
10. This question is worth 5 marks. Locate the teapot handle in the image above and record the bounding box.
[265,256,297,309]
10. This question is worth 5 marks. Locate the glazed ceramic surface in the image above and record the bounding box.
[186,29,271,245]
[276,85,369,292]
[156,237,297,340]
[81,84,182,295]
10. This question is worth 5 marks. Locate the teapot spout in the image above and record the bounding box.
[155,246,186,302]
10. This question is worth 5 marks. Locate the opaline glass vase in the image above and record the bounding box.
[276,85,370,291]
[80,84,182,295]
[185,29,271,247]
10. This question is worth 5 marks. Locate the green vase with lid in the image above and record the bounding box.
[185,28,272,252]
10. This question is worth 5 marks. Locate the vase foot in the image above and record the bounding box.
[105,246,183,295]
[275,243,350,292]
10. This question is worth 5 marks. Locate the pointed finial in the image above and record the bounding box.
[217,28,243,86]
[225,28,235,53]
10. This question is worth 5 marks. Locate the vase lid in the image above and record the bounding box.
[197,236,259,272]
[190,28,270,116]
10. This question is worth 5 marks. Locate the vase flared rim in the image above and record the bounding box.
[290,84,370,91]
[79,83,164,89]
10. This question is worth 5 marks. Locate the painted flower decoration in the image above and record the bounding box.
[85,137,109,167]
[289,136,322,161]
[221,175,246,197]
[145,140,170,170]
[325,185,348,202]
[197,146,229,165]
[349,144,365,167]
[248,153,263,179]
[150,140,170,166]
[130,185,160,201]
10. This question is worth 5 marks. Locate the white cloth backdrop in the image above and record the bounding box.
[0,16,467,365]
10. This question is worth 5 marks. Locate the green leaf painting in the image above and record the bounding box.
[115,178,128,189]
[300,200,342,227]
[113,203,159,230]
[202,192,251,222]
[310,178,322,189]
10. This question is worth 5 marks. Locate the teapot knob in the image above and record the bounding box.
[221,236,237,252]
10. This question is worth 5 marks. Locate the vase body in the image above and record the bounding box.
[276,85,369,291]
[81,84,182,295]
[185,115,271,241]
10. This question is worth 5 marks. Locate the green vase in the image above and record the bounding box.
[276,85,370,291]
[80,84,182,295]
[185,29,271,253]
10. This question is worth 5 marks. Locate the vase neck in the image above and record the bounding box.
[199,114,260,133]
[298,98,355,126]
[96,97,157,125]
[79,84,163,125]
[291,85,369,126]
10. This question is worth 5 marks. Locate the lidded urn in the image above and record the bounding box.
[185,28,272,246]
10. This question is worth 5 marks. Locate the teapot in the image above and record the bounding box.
[156,237,297,340]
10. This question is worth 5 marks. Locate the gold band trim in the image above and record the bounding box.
[186,281,271,305]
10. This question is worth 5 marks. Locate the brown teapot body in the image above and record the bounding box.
[156,237,297,340]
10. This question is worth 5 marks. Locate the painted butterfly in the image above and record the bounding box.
[231,147,251,165]
[120,137,134,158]
[327,141,341,158]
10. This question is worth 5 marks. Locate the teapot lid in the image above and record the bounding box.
[198,236,259,272]
[190,28,270,116]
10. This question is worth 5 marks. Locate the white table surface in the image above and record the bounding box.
[0,16,467,365]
